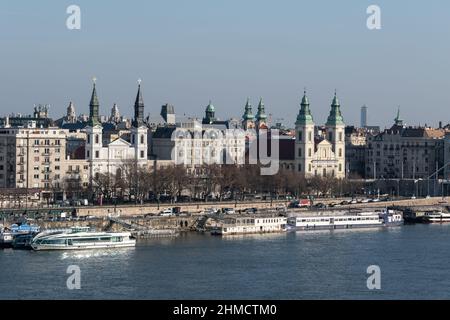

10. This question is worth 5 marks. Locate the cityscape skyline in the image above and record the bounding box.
[1,1,449,128]
[0,79,440,129]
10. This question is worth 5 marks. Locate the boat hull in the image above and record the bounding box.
[425,218,450,223]
[287,223,383,231]
[31,240,136,251]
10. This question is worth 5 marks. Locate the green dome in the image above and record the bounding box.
[326,92,344,126]
[206,101,215,112]
[296,91,314,125]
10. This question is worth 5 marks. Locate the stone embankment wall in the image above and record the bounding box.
[74,197,448,217]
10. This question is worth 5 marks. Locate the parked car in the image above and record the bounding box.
[223,208,235,214]
[159,208,175,216]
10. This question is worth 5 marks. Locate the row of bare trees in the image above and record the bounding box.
[60,160,365,205]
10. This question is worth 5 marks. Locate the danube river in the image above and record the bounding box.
[1,224,450,299]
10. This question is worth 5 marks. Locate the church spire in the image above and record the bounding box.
[242,98,254,120]
[326,91,344,126]
[255,97,267,121]
[394,106,403,126]
[296,90,314,125]
[133,79,145,127]
[88,77,100,126]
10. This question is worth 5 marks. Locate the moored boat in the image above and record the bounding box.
[211,216,287,236]
[287,209,403,231]
[31,227,136,251]
[422,211,450,223]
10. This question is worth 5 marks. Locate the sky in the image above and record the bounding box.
[0,0,449,128]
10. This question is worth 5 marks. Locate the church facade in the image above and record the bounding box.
[280,91,346,178]
[85,80,148,179]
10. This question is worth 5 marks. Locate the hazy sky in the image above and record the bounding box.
[1,0,449,128]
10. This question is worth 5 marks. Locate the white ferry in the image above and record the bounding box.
[423,212,450,223]
[211,216,287,236]
[287,209,403,231]
[31,227,136,251]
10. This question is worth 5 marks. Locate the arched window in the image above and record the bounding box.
[140,135,144,144]
[95,134,99,144]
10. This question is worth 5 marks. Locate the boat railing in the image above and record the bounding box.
[33,228,72,240]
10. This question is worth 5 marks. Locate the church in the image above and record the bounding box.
[280,91,346,178]
[84,80,148,178]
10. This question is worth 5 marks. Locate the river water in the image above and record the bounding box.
[1,224,450,299]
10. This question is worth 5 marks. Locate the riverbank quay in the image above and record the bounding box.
[1,196,447,219]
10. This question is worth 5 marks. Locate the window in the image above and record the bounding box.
[308,148,312,157]
[45,139,50,145]
[44,148,50,154]
[55,148,60,153]
[55,166,60,171]
[308,131,312,142]
[328,132,333,141]
[55,174,60,180]
[338,148,342,157]
[0,165,3,171]
[140,135,144,144]
[55,158,60,162]
[323,168,326,176]
[87,135,90,144]
[95,151,99,158]
[298,164,302,172]
[298,148,302,157]
[34,139,39,145]
[308,163,312,172]
[33,174,39,179]
[84,165,88,170]
[339,163,342,172]
[132,135,135,144]
[95,135,99,144]
[87,150,90,158]
[55,140,60,145]
[339,132,343,142]
[298,131,302,141]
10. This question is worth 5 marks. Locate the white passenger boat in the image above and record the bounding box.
[423,212,450,223]
[287,209,403,231]
[31,227,136,251]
